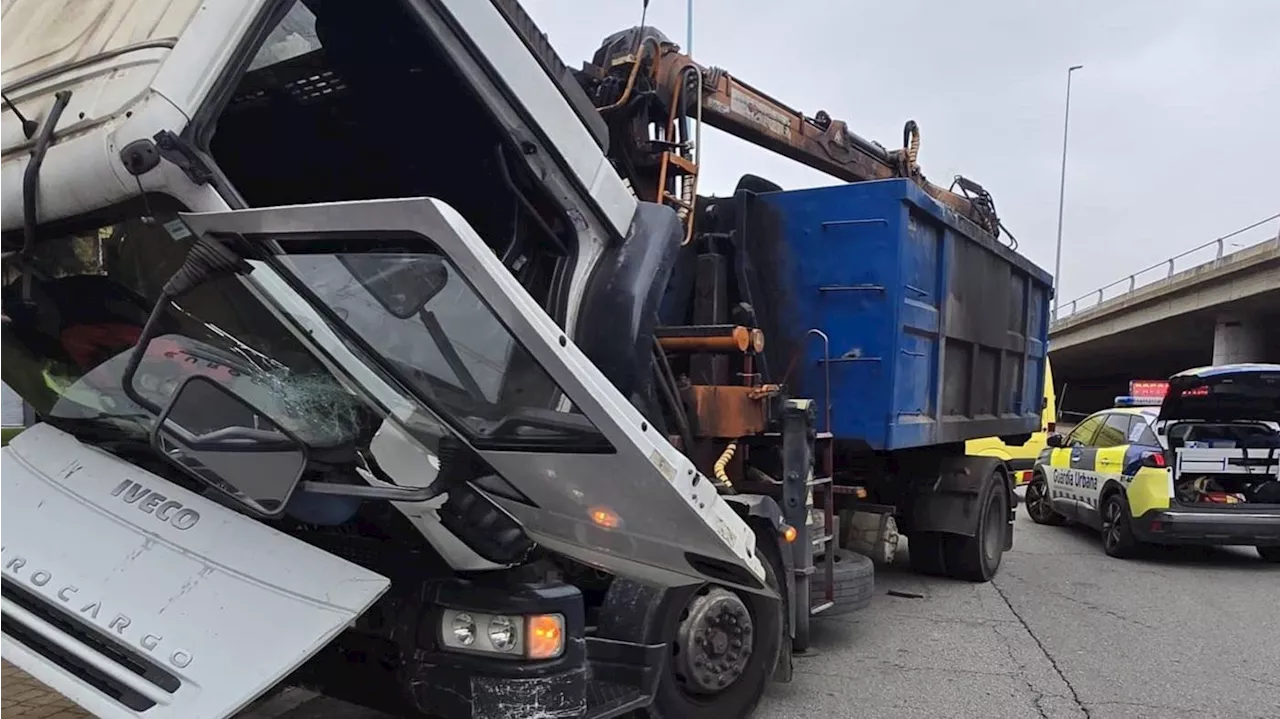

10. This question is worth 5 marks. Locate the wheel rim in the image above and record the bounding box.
[1102,500,1122,549]
[672,587,755,695]
[1027,479,1051,520]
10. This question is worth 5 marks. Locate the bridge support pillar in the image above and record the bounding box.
[1212,315,1264,365]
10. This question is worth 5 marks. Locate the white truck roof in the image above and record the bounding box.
[0,0,636,234]
[1,0,202,90]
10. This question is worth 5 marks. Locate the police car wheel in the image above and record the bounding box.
[1025,473,1066,526]
[1257,546,1280,563]
[1100,494,1139,558]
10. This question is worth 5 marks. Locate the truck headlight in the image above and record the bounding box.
[439,609,565,660]
[450,613,477,646]
[488,615,517,652]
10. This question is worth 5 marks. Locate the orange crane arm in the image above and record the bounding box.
[578,27,1004,242]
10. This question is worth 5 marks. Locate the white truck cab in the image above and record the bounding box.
[1,2,775,717]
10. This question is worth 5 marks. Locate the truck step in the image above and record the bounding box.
[585,681,650,718]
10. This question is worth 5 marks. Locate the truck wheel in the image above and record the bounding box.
[1025,472,1066,526]
[645,536,785,719]
[1257,546,1280,563]
[819,549,875,616]
[941,471,1008,582]
[907,532,948,576]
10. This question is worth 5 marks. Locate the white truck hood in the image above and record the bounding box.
[1,424,390,719]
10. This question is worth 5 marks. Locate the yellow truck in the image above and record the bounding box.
[967,360,1057,486]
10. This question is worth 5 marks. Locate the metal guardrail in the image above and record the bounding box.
[1052,213,1280,322]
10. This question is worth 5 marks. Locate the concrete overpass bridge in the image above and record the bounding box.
[1048,218,1280,416]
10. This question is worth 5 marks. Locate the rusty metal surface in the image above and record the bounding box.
[658,331,750,353]
[656,324,757,353]
[580,26,1001,238]
[688,385,769,438]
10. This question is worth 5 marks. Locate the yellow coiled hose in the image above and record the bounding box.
[713,440,738,490]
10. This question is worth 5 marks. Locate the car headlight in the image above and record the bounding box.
[439,609,565,660]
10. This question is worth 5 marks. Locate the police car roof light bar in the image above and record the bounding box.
[1114,395,1164,407]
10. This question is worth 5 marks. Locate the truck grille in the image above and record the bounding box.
[1,579,181,712]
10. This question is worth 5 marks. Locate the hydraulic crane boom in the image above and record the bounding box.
[577,26,1006,244]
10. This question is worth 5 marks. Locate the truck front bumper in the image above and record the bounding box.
[405,580,664,719]
[1131,507,1280,547]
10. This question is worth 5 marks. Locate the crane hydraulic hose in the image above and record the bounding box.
[713,440,738,491]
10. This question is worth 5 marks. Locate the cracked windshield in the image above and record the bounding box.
[1,213,368,450]
[2,0,1278,718]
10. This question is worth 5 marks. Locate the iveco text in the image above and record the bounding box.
[110,479,203,530]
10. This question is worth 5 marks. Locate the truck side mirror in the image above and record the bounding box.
[1046,433,1066,449]
[152,374,308,517]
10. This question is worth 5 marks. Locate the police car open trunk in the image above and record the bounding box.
[1159,365,1280,509]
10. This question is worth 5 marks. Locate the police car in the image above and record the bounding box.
[1024,365,1280,561]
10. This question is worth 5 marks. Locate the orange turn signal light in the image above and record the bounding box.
[589,506,621,530]
[527,613,565,660]
[781,524,798,543]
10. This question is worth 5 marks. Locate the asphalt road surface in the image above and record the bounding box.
[756,490,1280,719]
[7,493,1277,718]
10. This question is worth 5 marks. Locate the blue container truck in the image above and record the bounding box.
[563,16,1057,665]
[574,30,1051,630]
[754,178,1051,450]
[646,173,1051,651]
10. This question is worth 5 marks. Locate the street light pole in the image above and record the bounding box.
[1052,64,1083,318]
[686,0,694,55]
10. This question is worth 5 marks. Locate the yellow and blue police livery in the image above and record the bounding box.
[1024,364,1280,562]
[1024,402,1171,557]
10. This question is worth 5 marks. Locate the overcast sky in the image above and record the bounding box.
[525,0,1279,306]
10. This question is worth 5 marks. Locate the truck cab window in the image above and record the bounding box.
[203,0,573,317]
[271,237,611,453]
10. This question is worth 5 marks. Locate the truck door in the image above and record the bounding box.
[177,198,770,595]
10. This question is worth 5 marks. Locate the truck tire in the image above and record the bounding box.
[599,533,785,719]
[941,470,1008,582]
[907,532,948,576]
[819,550,875,616]
[1257,546,1280,563]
